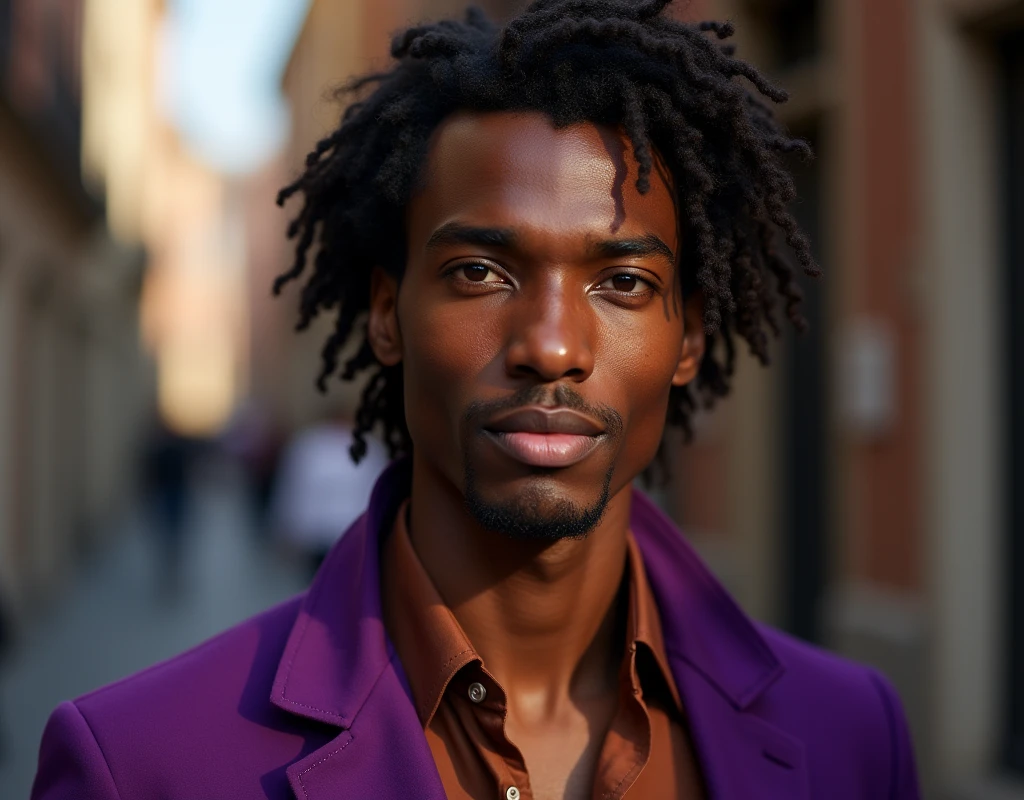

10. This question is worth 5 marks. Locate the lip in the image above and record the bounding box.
[484,407,605,436]
[483,406,605,469]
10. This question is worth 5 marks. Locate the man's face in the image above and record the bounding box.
[369,111,703,540]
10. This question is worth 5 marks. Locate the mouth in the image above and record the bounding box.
[482,407,605,469]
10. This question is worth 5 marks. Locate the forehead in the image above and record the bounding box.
[408,111,678,250]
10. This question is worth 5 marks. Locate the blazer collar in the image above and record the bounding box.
[627,492,807,799]
[627,490,784,709]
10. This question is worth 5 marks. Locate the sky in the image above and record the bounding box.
[161,0,312,175]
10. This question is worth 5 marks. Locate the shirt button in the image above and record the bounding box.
[505,787,520,800]
[468,682,487,703]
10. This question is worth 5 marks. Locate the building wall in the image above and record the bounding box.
[0,0,153,616]
[691,0,1024,794]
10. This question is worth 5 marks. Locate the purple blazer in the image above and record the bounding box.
[32,462,919,799]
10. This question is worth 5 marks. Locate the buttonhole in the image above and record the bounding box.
[762,750,794,770]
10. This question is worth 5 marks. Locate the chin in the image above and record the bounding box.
[462,467,612,542]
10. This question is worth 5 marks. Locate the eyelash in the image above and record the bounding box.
[443,263,660,300]
[444,262,510,289]
[596,273,656,295]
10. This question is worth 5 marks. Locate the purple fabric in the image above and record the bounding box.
[32,460,920,799]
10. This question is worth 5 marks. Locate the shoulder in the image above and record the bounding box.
[33,595,315,800]
[754,625,919,798]
[757,623,882,696]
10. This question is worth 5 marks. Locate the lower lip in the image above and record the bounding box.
[485,431,601,469]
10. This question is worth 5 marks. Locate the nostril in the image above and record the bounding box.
[509,362,541,379]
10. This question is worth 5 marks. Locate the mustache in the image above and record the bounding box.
[463,385,624,438]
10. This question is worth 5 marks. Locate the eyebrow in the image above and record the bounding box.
[424,222,676,266]
[589,234,676,265]
[425,222,518,253]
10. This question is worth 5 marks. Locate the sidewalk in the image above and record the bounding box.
[0,459,309,798]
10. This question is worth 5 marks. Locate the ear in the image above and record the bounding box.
[367,267,403,367]
[671,290,706,387]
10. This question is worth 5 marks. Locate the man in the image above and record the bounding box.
[32,1,920,798]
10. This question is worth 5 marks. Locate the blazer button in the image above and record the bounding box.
[468,682,487,703]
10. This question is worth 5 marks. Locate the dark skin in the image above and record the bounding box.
[370,112,705,800]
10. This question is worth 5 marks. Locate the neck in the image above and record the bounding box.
[406,454,633,709]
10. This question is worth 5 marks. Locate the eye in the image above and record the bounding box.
[600,273,651,294]
[455,263,505,283]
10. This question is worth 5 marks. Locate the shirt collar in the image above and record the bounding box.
[384,496,684,727]
[626,531,683,711]
[382,499,479,726]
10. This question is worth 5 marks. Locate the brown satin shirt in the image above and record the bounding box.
[382,501,706,799]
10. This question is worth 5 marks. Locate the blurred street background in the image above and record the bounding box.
[0,0,1022,798]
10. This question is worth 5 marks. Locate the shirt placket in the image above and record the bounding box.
[590,642,653,800]
[452,666,534,800]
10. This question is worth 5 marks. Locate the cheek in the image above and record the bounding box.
[600,313,684,470]
[397,290,505,451]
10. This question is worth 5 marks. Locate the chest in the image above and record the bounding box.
[505,698,616,800]
[423,685,702,800]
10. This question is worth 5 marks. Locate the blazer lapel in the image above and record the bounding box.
[285,657,446,800]
[630,490,809,800]
[673,657,809,799]
[270,460,448,799]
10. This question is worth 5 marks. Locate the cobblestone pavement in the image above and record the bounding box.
[0,460,310,798]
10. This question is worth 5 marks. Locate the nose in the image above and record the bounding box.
[504,285,594,383]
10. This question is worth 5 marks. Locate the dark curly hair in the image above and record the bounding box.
[274,0,819,463]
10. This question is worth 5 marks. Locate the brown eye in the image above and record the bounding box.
[455,263,505,284]
[611,274,639,292]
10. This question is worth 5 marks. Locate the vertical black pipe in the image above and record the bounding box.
[781,133,828,644]
[1003,31,1024,774]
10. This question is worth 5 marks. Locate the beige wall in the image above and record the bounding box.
[0,105,151,612]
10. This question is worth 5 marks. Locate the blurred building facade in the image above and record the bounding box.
[83,0,250,441]
[676,3,1024,798]
[0,0,298,615]
[248,0,1024,796]
[673,0,1024,796]
[0,0,152,615]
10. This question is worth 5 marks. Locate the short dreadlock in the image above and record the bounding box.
[275,0,819,463]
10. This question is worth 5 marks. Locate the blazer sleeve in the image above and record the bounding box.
[869,671,921,800]
[31,701,121,800]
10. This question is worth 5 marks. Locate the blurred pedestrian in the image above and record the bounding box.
[142,418,197,598]
[268,411,388,579]
[220,399,283,536]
